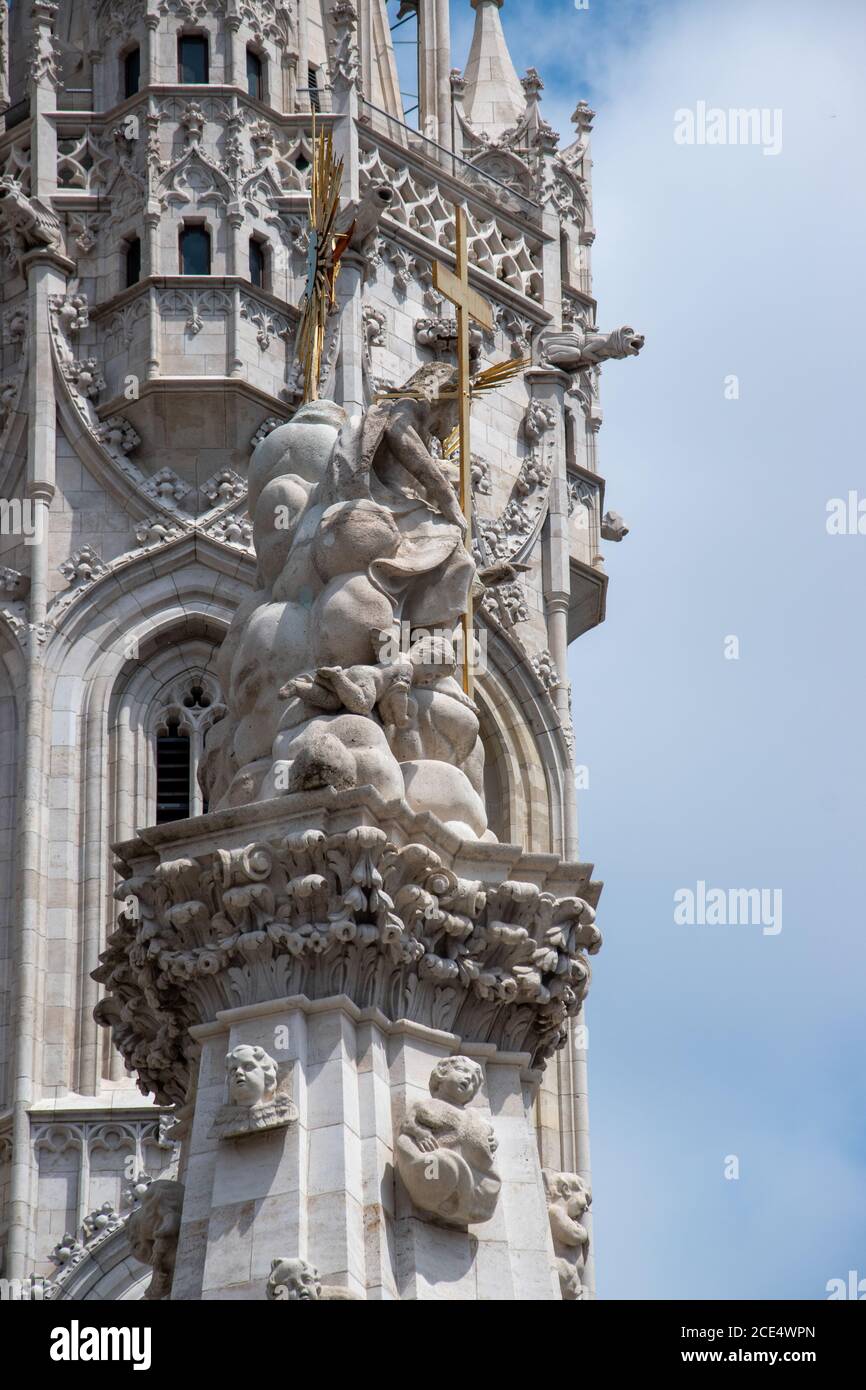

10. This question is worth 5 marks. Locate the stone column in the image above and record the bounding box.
[296,0,310,111]
[94,791,602,1300]
[330,5,364,413]
[143,11,160,88]
[335,252,365,414]
[434,0,452,152]
[527,364,578,861]
[175,1002,560,1301]
[225,14,243,89]
[6,5,73,1277]
[417,0,452,156]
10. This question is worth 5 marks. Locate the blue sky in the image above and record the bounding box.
[446,0,866,1299]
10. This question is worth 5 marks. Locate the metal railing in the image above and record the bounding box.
[359,96,540,213]
[2,99,30,131]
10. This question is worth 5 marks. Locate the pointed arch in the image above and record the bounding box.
[35,543,251,1098]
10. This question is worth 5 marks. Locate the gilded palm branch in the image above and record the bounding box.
[295,126,353,403]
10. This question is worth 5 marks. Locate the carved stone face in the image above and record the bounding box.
[409,636,457,686]
[544,1171,591,1246]
[430,1055,483,1107]
[226,1044,277,1108]
[268,1258,321,1301]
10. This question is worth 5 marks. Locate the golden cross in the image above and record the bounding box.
[432,205,494,697]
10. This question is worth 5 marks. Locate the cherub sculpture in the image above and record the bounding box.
[266,1257,359,1301]
[210,1043,297,1141]
[395,1056,501,1227]
[279,656,413,722]
[542,1168,592,1299]
[388,635,490,840]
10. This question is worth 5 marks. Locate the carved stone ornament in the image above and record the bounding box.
[541,325,644,372]
[210,1044,298,1141]
[0,176,62,261]
[126,1178,185,1301]
[601,509,629,542]
[266,1257,360,1301]
[395,1056,501,1227]
[93,804,602,1107]
[207,390,494,838]
[542,1168,592,1300]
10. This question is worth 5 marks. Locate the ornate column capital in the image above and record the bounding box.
[93,791,602,1108]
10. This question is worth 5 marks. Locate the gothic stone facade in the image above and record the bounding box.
[0,0,639,1299]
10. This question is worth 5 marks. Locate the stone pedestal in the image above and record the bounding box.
[172,996,558,1300]
[94,788,601,1300]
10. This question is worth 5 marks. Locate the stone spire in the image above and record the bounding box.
[463,0,526,138]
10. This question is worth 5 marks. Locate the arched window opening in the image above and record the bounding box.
[246,48,264,101]
[155,719,191,823]
[125,236,141,288]
[148,672,224,823]
[249,236,266,289]
[178,34,209,84]
[180,223,211,275]
[565,409,577,471]
[308,65,321,112]
[124,48,141,99]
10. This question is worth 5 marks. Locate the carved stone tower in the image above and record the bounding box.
[0,0,641,1300]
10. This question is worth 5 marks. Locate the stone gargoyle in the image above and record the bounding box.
[541,324,644,372]
[0,176,63,260]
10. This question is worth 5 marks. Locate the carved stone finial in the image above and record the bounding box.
[201,468,246,506]
[61,357,105,400]
[59,545,106,589]
[95,416,140,458]
[27,1,62,91]
[572,100,596,132]
[531,649,560,692]
[50,1232,84,1267]
[328,1,361,93]
[181,102,206,147]
[522,68,544,102]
